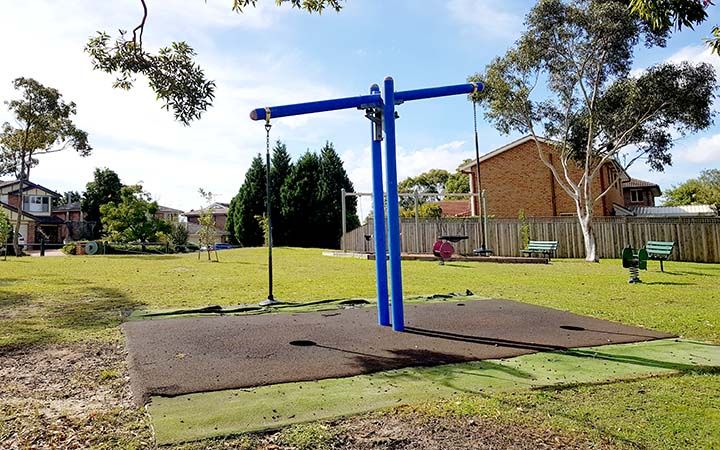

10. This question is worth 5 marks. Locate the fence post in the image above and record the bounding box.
[341,188,346,252]
[414,191,420,253]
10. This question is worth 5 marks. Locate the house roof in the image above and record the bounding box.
[631,204,717,217]
[184,202,229,217]
[437,200,472,217]
[157,205,183,214]
[623,178,662,196]
[53,201,82,212]
[457,135,630,182]
[458,135,555,172]
[2,179,61,197]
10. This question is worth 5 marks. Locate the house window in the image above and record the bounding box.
[23,195,50,212]
[630,189,644,203]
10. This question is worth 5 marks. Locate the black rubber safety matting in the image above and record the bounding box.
[123,299,672,404]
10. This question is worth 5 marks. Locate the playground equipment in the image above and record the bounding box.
[433,235,468,263]
[251,78,484,331]
[622,246,648,283]
[340,190,486,254]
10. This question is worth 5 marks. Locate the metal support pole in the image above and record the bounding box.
[482,190,489,251]
[369,84,390,326]
[383,77,404,332]
[341,188,347,252]
[414,191,420,253]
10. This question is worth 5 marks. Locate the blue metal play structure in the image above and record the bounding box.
[251,77,483,332]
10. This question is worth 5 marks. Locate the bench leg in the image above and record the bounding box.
[660,259,664,272]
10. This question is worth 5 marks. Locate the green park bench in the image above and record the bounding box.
[644,240,675,272]
[521,240,558,260]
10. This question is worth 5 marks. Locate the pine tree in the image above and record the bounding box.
[318,142,360,249]
[270,141,293,246]
[281,151,322,247]
[230,155,266,247]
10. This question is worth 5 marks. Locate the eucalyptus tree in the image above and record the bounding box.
[471,0,716,261]
[0,78,91,255]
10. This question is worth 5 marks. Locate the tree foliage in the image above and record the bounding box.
[86,0,343,124]
[470,0,716,261]
[100,184,170,243]
[0,77,91,255]
[664,168,720,212]
[197,188,219,261]
[229,155,266,247]
[55,191,81,207]
[281,151,323,247]
[232,0,343,13]
[317,142,359,248]
[82,168,123,236]
[270,141,294,246]
[228,140,358,249]
[398,168,469,209]
[629,0,719,53]
[0,214,11,260]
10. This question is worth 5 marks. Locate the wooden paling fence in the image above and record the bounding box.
[342,216,720,263]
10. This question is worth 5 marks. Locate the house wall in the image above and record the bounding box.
[186,214,227,229]
[467,139,623,219]
[623,188,656,207]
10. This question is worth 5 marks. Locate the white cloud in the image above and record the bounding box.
[342,140,468,192]
[446,0,523,39]
[678,133,720,163]
[667,45,720,73]
[340,140,471,219]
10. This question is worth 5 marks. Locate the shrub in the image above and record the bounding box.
[62,242,77,255]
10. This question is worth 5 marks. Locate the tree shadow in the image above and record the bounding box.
[47,286,146,333]
[560,348,720,375]
[404,327,567,352]
[0,290,31,309]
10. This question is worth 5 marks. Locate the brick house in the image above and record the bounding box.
[183,202,230,244]
[0,180,65,245]
[458,136,659,218]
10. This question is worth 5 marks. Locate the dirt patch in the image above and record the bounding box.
[193,411,618,450]
[328,413,617,450]
[0,343,152,449]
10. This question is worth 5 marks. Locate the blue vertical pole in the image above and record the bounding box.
[383,77,404,332]
[370,84,390,326]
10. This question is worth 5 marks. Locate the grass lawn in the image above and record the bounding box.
[1,248,719,449]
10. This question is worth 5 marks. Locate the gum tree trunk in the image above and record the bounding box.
[577,207,598,262]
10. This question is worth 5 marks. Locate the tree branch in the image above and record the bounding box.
[132,0,148,48]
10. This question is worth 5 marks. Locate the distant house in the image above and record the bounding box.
[155,205,183,222]
[458,136,630,218]
[0,179,65,245]
[622,178,661,208]
[437,200,472,217]
[183,202,230,243]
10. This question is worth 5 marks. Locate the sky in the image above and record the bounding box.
[1,0,719,212]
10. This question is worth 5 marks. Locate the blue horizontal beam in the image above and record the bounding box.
[250,94,382,121]
[249,81,484,122]
[394,82,483,104]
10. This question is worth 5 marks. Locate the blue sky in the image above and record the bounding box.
[1,0,719,211]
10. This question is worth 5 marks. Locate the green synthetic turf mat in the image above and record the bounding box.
[148,338,720,445]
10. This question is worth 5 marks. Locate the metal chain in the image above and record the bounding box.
[265,120,272,155]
